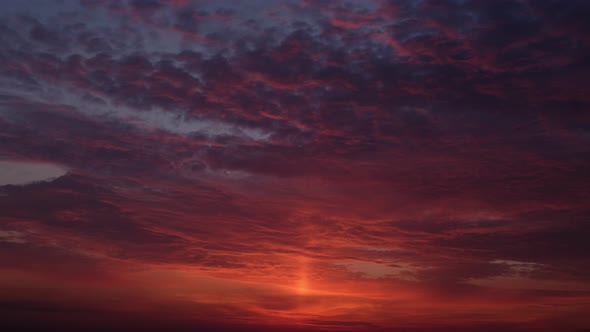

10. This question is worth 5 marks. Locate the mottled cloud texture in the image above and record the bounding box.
[1,1,589,331]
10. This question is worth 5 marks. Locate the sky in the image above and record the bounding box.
[0,0,589,331]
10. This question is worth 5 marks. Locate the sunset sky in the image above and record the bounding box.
[1,1,590,331]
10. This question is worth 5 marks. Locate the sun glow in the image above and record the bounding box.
[296,256,309,295]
